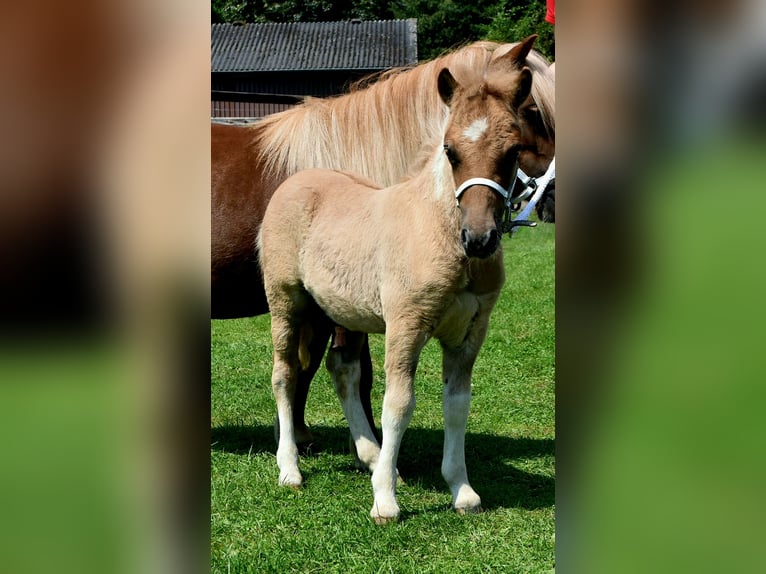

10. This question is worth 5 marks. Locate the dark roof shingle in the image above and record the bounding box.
[212,20,418,73]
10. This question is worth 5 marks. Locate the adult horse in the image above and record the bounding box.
[211,36,555,445]
[259,40,534,523]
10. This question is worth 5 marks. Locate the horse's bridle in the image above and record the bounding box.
[453,157,556,236]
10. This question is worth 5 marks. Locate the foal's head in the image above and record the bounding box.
[438,35,535,259]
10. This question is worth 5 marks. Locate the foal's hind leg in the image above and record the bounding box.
[276,321,332,447]
[326,331,382,472]
[270,313,304,488]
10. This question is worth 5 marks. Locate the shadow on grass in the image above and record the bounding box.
[211,423,554,511]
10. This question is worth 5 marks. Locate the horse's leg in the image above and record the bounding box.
[326,331,382,472]
[347,335,380,469]
[359,335,378,439]
[292,322,332,446]
[270,313,304,488]
[370,326,426,524]
[439,315,491,515]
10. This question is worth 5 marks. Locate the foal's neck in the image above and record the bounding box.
[420,145,464,222]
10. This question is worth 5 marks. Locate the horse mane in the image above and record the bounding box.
[254,41,555,187]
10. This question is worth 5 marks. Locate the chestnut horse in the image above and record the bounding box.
[211,36,554,446]
[259,41,534,523]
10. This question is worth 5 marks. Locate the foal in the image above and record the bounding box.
[260,40,534,523]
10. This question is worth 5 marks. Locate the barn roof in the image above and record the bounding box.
[212,19,418,73]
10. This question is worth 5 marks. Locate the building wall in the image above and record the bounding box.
[211,100,294,118]
[211,70,381,118]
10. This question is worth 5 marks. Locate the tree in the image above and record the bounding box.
[483,0,554,60]
[210,0,554,62]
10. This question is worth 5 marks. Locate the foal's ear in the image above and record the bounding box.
[438,68,459,105]
[512,67,533,110]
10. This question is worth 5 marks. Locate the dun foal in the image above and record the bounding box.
[260,40,535,523]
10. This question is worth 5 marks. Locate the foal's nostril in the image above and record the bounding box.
[461,227,500,258]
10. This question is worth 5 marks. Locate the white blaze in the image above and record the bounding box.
[462,117,488,142]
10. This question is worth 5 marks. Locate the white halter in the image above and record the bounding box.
[452,156,556,236]
[454,177,527,204]
[509,157,556,236]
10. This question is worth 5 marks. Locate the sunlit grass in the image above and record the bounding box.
[211,224,554,573]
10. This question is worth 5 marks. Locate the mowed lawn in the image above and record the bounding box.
[211,223,555,573]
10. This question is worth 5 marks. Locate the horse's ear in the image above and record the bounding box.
[507,34,538,67]
[438,68,458,105]
[491,34,538,74]
[512,67,533,109]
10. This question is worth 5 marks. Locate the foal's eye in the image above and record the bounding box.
[443,143,460,166]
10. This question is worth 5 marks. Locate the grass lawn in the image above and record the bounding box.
[211,223,555,573]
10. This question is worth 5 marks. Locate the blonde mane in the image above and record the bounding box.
[254,41,555,187]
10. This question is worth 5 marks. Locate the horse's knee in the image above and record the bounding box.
[381,388,415,430]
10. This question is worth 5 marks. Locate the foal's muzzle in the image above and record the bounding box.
[454,177,516,259]
[461,227,500,259]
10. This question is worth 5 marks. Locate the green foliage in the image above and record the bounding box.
[211,0,555,62]
[388,0,553,62]
[211,0,394,25]
[483,0,555,60]
[211,224,555,572]
[389,0,492,60]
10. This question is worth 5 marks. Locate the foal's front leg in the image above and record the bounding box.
[370,327,427,524]
[440,314,492,515]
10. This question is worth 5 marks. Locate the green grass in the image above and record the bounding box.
[211,223,555,573]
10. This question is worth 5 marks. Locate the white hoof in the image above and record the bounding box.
[278,469,303,489]
[370,499,400,524]
[455,504,483,515]
[453,485,482,515]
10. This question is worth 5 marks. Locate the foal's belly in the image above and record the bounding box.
[306,284,386,334]
[301,258,386,334]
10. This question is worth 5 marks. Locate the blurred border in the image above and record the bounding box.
[2,0,765,572]
[0,1,210,573]
[557,0,766,572]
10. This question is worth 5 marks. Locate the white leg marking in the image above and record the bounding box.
[370,390,415,524]
[329,356,382,471]
[275,403,302,487]
[442,390,481,513]
[270,323,303,488]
